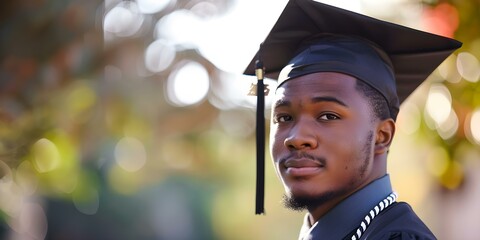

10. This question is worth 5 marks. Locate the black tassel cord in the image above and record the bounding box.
[255,59,265,215]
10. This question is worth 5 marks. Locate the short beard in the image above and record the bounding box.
[282,191,337,211]
[282,131,374,212]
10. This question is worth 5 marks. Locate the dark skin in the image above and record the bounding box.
[270,72,395,224]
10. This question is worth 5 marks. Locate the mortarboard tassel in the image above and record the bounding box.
[255,59,265,215]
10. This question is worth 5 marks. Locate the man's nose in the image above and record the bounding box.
[284,119,318,150]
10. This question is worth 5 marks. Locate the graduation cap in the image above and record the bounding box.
[244,0,462,214]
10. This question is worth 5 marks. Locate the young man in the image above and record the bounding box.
[244,0,461,239]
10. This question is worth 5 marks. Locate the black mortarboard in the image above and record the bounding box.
[244,0,462,214]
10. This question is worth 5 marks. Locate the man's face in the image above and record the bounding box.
[270,72,380,210]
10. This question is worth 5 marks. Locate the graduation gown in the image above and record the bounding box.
[355,202,436,240]
[298,175,436,240]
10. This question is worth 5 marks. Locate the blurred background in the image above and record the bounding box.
[0,0,479,239]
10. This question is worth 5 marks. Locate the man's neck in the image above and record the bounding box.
[307,174,386,223]
[307,195,348,224]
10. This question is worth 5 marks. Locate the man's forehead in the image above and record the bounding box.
[273,75,363,106]
[275,72,358,93]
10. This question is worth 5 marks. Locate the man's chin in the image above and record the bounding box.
[282,191,337,211]
[282,194,310,211]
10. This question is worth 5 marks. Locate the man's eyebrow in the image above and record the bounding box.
[273,99,291,108]
[311,96,349,107]
[273,96,348,108]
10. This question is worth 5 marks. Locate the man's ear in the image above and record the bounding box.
[375,118,396,155]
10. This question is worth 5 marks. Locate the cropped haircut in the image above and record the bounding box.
[355,80,391,121]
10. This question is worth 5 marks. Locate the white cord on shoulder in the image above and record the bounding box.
[350,192,398,240]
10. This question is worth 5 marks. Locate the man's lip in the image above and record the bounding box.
[282,158,325,177]
[284,158,325,168]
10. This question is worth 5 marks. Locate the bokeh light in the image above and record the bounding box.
[438,54,462,83]
[424,84,461,140]
[456,52,480,82]
[15,161,38,196]
[425,84,452,128]
[104,1,145,37]
[8,202,48,240]
[190,1,220,18]
[154,10,202,45]
[32,138,60,173]
[421,3,459,38]
[193,1,287,74]
[166,61,210,107]
[0,161,21,218]
[468,108,480,145]
[437,110,459,140]
[114,137,147,172]
[144,39,176,73]
[136,0,171,14]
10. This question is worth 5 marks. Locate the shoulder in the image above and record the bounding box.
[361,202,437,240]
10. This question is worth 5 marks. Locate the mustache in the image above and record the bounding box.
[278,152,326,166]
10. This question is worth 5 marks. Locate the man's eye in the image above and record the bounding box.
[319,113,340,121]
[275,115,292,123]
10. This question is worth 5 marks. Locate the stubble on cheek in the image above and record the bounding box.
[344,130,373,187]
[358,131,374,178]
